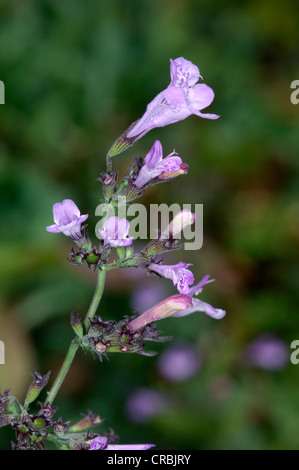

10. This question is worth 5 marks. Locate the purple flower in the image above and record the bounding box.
[157,342,201,382]
[89,436,108,450]
[125,388,166,423]
[89,435,155,450]
[99,216,133,248]
[108,57,219,156]
[245,334,289,371]
[125,58,219,144]
[149,262,195,294]
[46,199,88,238]
[134,140,185,188]
[172,274,226,320]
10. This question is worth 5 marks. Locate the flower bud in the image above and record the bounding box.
[69,410,102,432]
[128,294,192,332]
[24,371,51,409]
[70,313,84,338]
[97,171,118,200]
[161,209,195,240]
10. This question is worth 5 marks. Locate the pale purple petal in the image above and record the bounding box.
[144,140,163,169]
[186,275,214,296]
[173,298,226,319]
[188,84,215,110]
[108,236,134,248]
[192,111,220,120]
[149,262,194,294]
[155,155,182,172]
[46,223,62,233]
[170,57,202,88]
[77,214,89,225]
[89,436,108,450]
[102,216,119,238]
[127,88,190,139]
[134,165,161,188]
[117,218,130,238]
[99,216,133,247]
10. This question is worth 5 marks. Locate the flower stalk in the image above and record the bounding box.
[46,268,106,405]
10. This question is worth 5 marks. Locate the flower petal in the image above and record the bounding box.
[173,298,226,319]
[144,140,163,169]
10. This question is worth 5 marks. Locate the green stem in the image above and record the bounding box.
[46,340,79,406]
[83,268,106,330]
[46,268,106,405]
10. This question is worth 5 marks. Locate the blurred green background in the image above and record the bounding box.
[0,0,299,450]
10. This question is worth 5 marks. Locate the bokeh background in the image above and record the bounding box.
[0,0,299,450]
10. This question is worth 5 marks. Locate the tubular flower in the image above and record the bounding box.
[46,199,88,238]
[98,216,133,248]
[134,140,185,188]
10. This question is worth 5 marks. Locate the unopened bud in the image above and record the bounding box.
[128,294,192,332]
[70,312,84,338]
[24,371,51,409]
[97,171,118,200]
[69,410,102,432]
[161,209,195,240]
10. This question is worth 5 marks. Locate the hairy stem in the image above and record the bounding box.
[46,268,106,405]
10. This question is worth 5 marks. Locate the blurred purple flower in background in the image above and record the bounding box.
[244,334,289,371]
[125,388,167,423]
[134,140,184,188]
[46,199,88,238]
[157,342,201,382]
[98,216,133,247]
[131,281,169,313]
